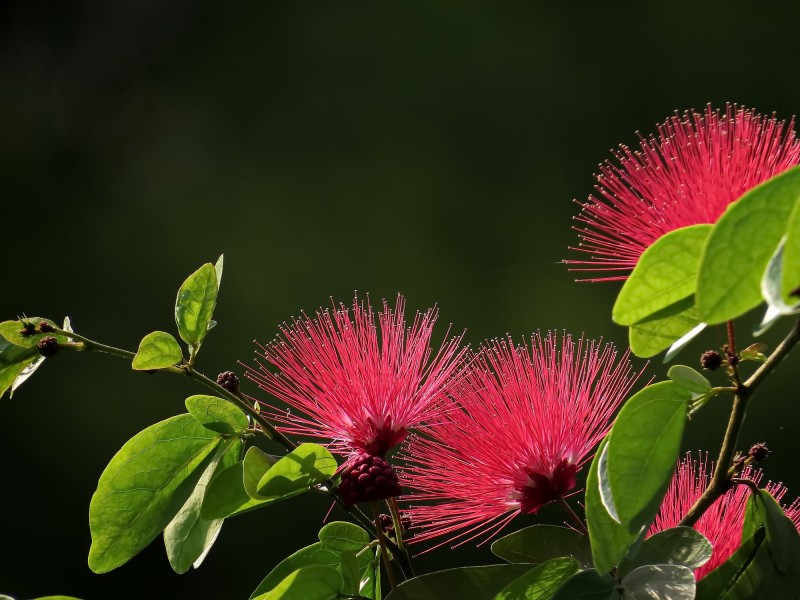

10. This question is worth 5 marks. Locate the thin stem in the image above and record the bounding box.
[373,503,398,590]
[679,317,800,527]
[726,320,744,388]
[726,320,737,356]
[387,497,415,577]
[557,496,588,536]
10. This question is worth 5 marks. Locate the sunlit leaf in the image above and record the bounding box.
[628,297,704,359]
[697,166,800,324]
[613,224,711,326]
[620,564,695,599]
[185,394,248,435]
[492,558,580,600]
[256,443,337,499]
[384,565,533,600]
[491,525,592,568]
[175,263,218,347]
[131,331,183,370]
[667,365,712,394]
[619,527,712,576]
[88,414,221,573]
[252,565,342,600]
[318,521,370,553]
[164,438,242,573]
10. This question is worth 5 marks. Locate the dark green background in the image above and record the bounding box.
[2,2,799,598]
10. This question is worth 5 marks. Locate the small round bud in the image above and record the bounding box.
[748,443,769,462]
[37,336,58,357]
[37,321,55,333]
[728,353,740,367]
[338,453,402,505]
[216,371,240,394]
[790,286,800,298]
[19,321,36,337]
[700,350,723,371]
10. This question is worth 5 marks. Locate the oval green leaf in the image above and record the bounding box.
[253,565,342,600]
[385,565,533,600]
[249,543,341,598]
[551,570,617,600]
[586,438,640,574]
[88,414,221,573]
[318,521,370,553]
[175,263,218,347]
[339,550,360,596]
[697,165,800,324]
[201,446,278,519]
[164,438,242,573]
[619,527,712,576]
[256,443,337,499]
[0,337,38,399]
[667,365,712,394]
[607,381,691,533]
[614,224,712,326]
[492,558,580,600]
[753,488,800,574]
[491,525,592,569]
[185,394,248,434]
[629,297,703,359]
[131,331,183,370]
[620,564,695,600]
[782,197,800,299]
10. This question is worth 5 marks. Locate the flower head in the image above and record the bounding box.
[245,295,466,457]
[650,452,800,580]
[568,104,800,281]
[399,332,642,548]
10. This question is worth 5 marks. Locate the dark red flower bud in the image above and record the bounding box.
[37,321,55,333]
[37,336,58,357]
[748,443,769,462]
[20,321,36,337]
[338,453,402,506]
[700,350,723,371]
[216,371,240,394]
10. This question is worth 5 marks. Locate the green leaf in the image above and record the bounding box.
[753,488,800,574]
[619,527,712,576]
[252,565,342,600]
[551,570,617,600]
[0,348,37,399]
[175,263,218,347]
[256,443,337,498]
[201,446,277,519]
[318,521,371,553]
[131,331,183,370]
[629,297,703,359]
[697,165,800,324]
[492,558,580,600]
[250,543,340,598]
[185,394,248,435]
[32,597,84,600]
[340,550,361,596]
[755,239,800,335]
[613,225,712,326]
[491,525,592,568]
[214,254,224,290]
[163,438,242,574]
[667,365,712,394]
[620,564,695,599]
[586,438,639,574]
[385,565,533,600]
[0,318,63,347]
[88,414,221,573]
[782,197,800,299]
[607,381,690,535]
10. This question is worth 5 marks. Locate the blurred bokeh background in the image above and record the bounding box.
[2,1,800,598]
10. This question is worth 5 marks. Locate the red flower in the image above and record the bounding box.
[650,453,800,580]
[245,295,466,457]
[567,104,800,281]
[399,333,642,548]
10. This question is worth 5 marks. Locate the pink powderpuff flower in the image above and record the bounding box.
[650,452,800,580]
[399,332,643,548]
[567,104,800,282]
[245,295,467,457]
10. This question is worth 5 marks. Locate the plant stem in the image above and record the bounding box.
[557,496,589,536]
[387,497,415,577]
[373,503,398,590]
[679,316,800,527]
